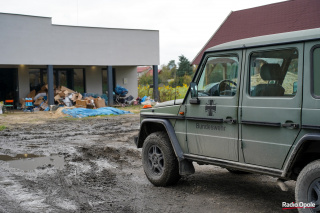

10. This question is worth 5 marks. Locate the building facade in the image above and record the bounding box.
[0,13,159,106]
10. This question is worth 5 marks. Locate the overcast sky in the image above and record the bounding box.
[0,0,285,65]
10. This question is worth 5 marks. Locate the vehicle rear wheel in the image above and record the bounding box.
[142,131,180,186]
[296,160,320,213]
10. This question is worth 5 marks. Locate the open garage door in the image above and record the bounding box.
[0,68,18,107]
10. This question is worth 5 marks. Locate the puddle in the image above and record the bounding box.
[0,154,42,161]
[0,154,65,171]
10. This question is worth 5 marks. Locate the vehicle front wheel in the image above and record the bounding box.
[142,131,181,186]
[296,160,320,213]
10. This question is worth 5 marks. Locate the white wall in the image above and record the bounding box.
[18,66,30,98]
[85,67,103,94]
[0,13,159,66]
[115,66,138,98]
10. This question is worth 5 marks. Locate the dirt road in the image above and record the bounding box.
[0,112,297,212]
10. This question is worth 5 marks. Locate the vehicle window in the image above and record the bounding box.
[313,47,320,96]
[197,55,238,97]
[249,48,298,97]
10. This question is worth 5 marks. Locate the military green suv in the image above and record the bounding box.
[135,28,320,212]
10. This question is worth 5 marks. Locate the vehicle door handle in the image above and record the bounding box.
[282,122,299,129]
[223,117,236,124]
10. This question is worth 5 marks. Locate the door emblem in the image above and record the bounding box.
[205,100,216,116]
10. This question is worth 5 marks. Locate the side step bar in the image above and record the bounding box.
[184,154,283,178]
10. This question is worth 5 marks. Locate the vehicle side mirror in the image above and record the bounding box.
[190,82,200,104]
[190,82,198,99]
[293,81,298,94]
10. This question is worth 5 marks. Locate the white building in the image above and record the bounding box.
[0,13,159,106]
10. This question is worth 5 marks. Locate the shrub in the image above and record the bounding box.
[138,84,189,102]
[0,126,6,131]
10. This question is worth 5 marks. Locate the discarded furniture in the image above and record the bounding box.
[3,100,14,113]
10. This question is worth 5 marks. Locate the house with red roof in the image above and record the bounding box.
[192,0,320,65]
[137,66,161,78]
[137,66,152,78]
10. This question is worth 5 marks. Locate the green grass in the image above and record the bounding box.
[0,125,7,131]
[116,105,142,114]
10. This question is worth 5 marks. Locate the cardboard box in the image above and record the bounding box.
[85,96,94,101]
[59,91,69,98]
[75,100,87,108]
[40,102,48,110]
[20,98,26,109]
[54,94,64,105]
[71,93,82,102]
[54,94,61,101]
[94,97,106,108]
[34,97,44,106]
[27,90,36,99]
[60,86,75,94]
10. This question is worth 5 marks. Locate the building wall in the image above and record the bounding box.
[0,13,159,66]
[85,67,103,94]
[18,65,30,98]
[114,66,138,98]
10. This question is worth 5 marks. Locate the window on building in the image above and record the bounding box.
[197,55,238,97]
[29,69,48,92]
[29,68,85,93]
[313,47,320,97]
[57,70,68,88]
[249,48,298,97]
[74,69,85,93]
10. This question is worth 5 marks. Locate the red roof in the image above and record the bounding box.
[137,66,161,77]
[192,0,320,65]
[137,66,152,73]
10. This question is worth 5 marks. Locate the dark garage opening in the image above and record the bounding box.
[0,68,18,107]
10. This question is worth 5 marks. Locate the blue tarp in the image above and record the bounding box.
[141,96,147,102]
[62,107,132,118]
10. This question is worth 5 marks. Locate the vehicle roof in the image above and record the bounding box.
[205,28,320,53]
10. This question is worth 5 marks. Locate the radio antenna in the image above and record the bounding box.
[174,65,177,104]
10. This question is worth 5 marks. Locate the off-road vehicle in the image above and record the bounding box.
[135,28,320,212]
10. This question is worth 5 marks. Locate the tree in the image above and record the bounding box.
[182,75,192,85]
[138,73,153,85]
[177,55,193,77]
[166,60,177,78]
[159,64,172,84]
[168,60,176,70]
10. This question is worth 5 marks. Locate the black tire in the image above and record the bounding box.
[226,168,250,174]
[142,131,181,186]
[296,160,320,213]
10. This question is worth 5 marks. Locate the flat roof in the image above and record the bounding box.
[206,28,320,53]
[0,12,158,32]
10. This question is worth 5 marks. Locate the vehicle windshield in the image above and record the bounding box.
[197,55,239,97]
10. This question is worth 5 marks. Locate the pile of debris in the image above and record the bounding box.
[22,85,107,111]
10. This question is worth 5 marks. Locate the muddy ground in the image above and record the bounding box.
[0,111,297,213]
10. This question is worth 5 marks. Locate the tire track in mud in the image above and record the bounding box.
[0,115,144,212]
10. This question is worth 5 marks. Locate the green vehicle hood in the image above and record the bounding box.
[154,99,183,108]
